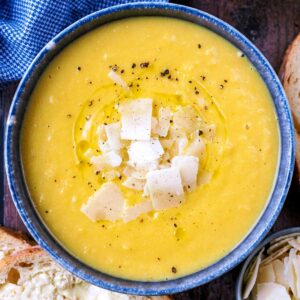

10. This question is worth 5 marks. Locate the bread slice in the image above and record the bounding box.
[279,33,300,178]
[0,229,171,300]
[0,227,32,260]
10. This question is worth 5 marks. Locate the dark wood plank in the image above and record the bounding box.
[0,82,28,232]
[1,1,300,299]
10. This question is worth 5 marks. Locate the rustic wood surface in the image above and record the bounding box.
[1,1,300,299]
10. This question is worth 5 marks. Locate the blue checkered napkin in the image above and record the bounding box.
[0,0,168,88]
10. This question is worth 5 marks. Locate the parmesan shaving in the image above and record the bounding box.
[257,283,290,300]
[185,137,205,157]
[172,155,199,191]
[90,152,122,170]
[154,107,172,137]
[127,139,164,171]
[119,98,152,140]
[104,122,122,151]
[108,70,128,90]
[81,183,125,222]
[122,177,145,191]
[173,106,198,133]
[146,167,184,210]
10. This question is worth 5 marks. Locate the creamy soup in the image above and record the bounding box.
[21,17,279,280]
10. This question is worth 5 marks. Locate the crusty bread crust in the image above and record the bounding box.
[0,246,53,284]
[279,33,300,180]
[0,226,33,254]
[0,226,32,245]
[0,228,172,299]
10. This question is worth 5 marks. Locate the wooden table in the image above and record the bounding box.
[1,1,300,299]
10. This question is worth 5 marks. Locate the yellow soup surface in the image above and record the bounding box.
[21,17,279,280]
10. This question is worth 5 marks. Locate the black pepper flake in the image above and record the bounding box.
[67,114,72,118]
[119,175,122,180]
[120,69,125,74]
[72,175,76,179]
[188,80,192,84]
[96,171,100,175]
[175,78,179,81]
[140,62,149,68]
[140,218,144,223]
[45,210,49,214]
[174,223,177,228]
[89,81,93,85]
[157,257,161,261]
[200,75,206,81]
[132,63,136,69]
[128,83,133,88]
[170,120,173,123]
[220,84,224,89]
[102,225,106,228]
[171,267,177,273]
[168,74,172,79]
[241,54,245,57]
[198,130,203,136]
[160,69,170,77]
[88,100,94,107]
[224,79,228,83]
[104,122,108,125]
[48,75,52,79]
[146,76,149,79]
[77,66,81,71]
[195,91,199,95]
[198,43,202,49]
[111,64,118,71]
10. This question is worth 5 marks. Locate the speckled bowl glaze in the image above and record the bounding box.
[4,2,295,296]
[236,227,300,299]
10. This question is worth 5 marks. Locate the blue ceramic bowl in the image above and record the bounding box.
[4,2,295,296]
[236,228,300,299]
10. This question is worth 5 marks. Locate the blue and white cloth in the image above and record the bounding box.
[0,0,168,88]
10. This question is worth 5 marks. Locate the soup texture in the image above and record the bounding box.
[21,17,279,280]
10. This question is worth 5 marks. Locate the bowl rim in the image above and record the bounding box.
[235,227,300,300]
[4,1,295,295]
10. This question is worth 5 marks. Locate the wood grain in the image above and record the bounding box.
[1,1,300,299]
